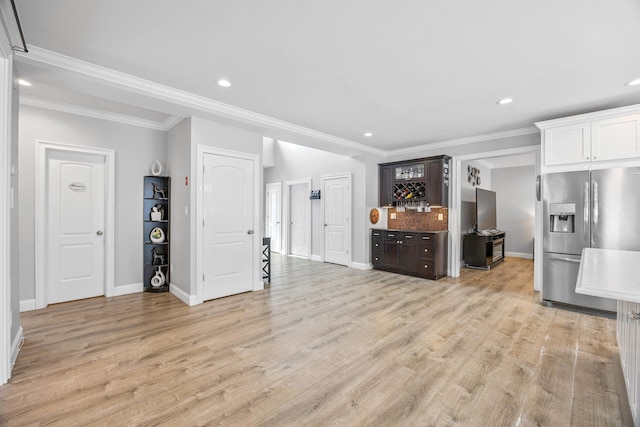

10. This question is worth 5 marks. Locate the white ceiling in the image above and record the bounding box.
[11,0,640,154]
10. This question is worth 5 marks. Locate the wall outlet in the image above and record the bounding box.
[438,213,444,221]
[390,213,397,219]
[184,206,189,216]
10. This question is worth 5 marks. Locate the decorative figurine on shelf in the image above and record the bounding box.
[150,160,163,176]
[151,247,166,265]
[152,182,167,199]
[150,267,166,288]
[150,204,164,221]
[149,226,165,243]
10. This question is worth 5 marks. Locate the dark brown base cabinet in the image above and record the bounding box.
[372,229,448,280]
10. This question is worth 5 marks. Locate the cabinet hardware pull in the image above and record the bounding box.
[630,311,640,320]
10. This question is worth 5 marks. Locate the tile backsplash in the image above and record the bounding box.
[387,207,448,231]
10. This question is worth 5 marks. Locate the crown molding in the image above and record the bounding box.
[385,126,540,157]
[15,46,386,156]
[20,94,182,131]
[535,103,640,130]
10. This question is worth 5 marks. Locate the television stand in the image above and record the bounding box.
[463,231,506,270]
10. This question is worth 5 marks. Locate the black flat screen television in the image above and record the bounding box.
[476,188,497,231]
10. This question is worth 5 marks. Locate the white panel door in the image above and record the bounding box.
[265,182,281,253]
[203,153,254,300]
[47,151,105,304]
[323,176,349,266]
[289,182,309,258]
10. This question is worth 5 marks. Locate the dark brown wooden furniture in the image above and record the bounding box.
[372,229,448,280]
[378,155,451,208]
[463,231,506,270]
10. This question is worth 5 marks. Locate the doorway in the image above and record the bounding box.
[322,174,351,266]
[285,179,311,259]
[196,146,261,303]
[265,182,282,253]
[35,142,115,309]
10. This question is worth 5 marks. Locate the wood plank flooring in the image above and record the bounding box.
[1,255,632,426]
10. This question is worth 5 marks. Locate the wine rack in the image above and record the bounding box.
[393,182,426,200]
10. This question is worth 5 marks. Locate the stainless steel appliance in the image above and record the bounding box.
[543,167,640,311]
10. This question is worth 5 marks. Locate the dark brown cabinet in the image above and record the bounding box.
[372,229,447,280]
[378,155,450,207]
[379,165,394,207]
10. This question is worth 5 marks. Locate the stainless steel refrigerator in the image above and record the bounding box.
[542,167,640,312]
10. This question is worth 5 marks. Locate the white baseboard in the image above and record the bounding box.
[20,299,36,312]
[505,252,533,260]
[310,255,322,262]
[170,283,198,306]
[10,326,24,371]
[351,262,372,270]
[112,282,143,296]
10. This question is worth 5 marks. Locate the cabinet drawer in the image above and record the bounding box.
[384,231,399,240]
[372,254,383,266]
[372,230,383,238]
[400,232,418,241]
[372,238,383,255]
[420,260,435,276]
[418,242,435,259]
[419,234,435,242]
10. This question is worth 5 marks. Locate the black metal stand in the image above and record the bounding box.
[262,237,271,284]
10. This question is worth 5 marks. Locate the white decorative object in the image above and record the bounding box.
[150,160,163,176]
[150,267,166,287]
[149,227,165,243]
[150,206,162,221]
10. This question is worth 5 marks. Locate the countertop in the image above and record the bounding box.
[576,248,640,303]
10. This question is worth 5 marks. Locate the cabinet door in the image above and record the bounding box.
[631,302,640,424]
[591,114,640,161]
[544,123,591,166]
[383,239,398,269]
[426,159,445,206]
[379,165,393,206]
[398,240,419,273]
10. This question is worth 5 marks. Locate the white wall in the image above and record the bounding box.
[18,105,167,302]
[166,118,191,295]
[492,165,535,258]
[264,140,371,266]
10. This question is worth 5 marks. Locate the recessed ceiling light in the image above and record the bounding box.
[217,79,231,88]
[626,78,640,87]
[497,97,514,105]
[364,132,373,137]
[18,79,31,86]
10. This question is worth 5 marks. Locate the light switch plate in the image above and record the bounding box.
[390,213,397,219]
[438,213,443,221]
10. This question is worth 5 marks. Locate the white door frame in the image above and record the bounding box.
[0,53,12,384]
[265,181,282,253]
[195,145,262,305]
[450,144,541,290]
[283,178,311,259]
[321,173,352,267]
[35,141,115,309]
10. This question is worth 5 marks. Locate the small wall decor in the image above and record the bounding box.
[310,190,321,200]
[467,165,481,186]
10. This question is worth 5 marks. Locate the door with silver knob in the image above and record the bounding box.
[96,230,103,236]
[288,181,310,258]
[265,182,282,253]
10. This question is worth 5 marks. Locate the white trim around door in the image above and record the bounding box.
[321,173,352,267]
[195,145,262,305]
[283,178,312,259]
[35,141,116,309]
[450,145,541,291]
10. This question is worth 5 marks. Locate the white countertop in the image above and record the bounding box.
[576,248,640,303]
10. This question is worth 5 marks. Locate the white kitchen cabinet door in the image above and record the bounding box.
[544,123,591,166]
[591,114,640,161]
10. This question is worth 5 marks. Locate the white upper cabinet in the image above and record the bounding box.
[544,123,591,165]
[591,114,640,161]
[537,105,640,170]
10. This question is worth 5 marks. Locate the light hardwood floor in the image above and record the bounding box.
[1,255,632,426]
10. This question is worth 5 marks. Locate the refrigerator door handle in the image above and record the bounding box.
[557,257,582,264]
[584,181,589,241]
[593,181,599,226]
